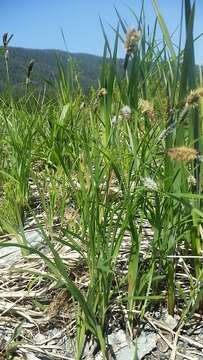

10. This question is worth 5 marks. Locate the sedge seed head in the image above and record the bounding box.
[98,87,107,97]
[186,88,203,106]
[143,177,158,191]
[111,115,122,125]
[138,99,155,120]
[124,28,140,54]
[187,175,197,186]
[120,105,132,119]
[168,146,198,162]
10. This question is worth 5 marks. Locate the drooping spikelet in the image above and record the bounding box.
[124,28,141,55]
[168,146,198,162]
[138,99,155,120]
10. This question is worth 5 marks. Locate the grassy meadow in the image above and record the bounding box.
[0,0,203,358]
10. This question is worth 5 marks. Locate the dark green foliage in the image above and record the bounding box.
[0,46,104,94]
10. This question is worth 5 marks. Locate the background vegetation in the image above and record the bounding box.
[0,47,105,94]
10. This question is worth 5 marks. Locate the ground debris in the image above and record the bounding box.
[0,224,203,359]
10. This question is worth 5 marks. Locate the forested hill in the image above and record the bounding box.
[1,47,201,97]
[0,47,105,94]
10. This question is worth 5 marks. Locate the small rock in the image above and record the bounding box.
[0,245,21,268]
[157,336,170,353]
[164,314,178,330]
[115,332,157,360]
[34,333,46,344]
[24,353,41,360]
[136,332,157,359]
[25,229,43,246]
[116,344,136,360]
[154,311,161,319]
[108,330,128,352]
[0,229,45,268]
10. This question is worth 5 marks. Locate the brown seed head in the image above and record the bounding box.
[186,88,203,106]
[124,28,140,54]
[98,87,108,97]
[138,99,155,120]
[168,146,198,162]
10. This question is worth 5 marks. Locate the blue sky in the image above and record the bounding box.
[0,0,203,64]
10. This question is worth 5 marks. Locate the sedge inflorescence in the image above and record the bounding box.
[143,177,158,191]
[111,115,122,125]
[124,28,141,55]
[98,87,108,97]
[168,146,198,162]
[120,105,132,120]
[2,32,13,62]
[187,175,197,186]
[138,99,155,120]
[186,88,203,106]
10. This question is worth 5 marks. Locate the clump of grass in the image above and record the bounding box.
[0,0,203,358]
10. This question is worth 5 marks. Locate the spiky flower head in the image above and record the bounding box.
[124,28,141,54]
[168,146,198,162]
[120,105,131,119]
[138,99,155,120]
[143,177,158,191]
[186,88,203,106]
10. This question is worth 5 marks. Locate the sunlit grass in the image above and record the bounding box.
[0,0,203,358]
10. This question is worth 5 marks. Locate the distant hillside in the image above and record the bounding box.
[0,47,105,94]
[2,47,201,98]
